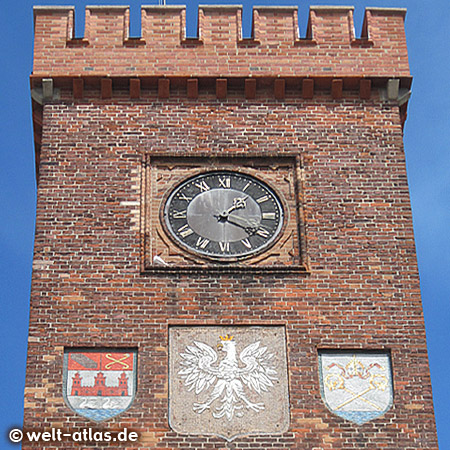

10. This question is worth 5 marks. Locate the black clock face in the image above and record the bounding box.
[162,171,284,260]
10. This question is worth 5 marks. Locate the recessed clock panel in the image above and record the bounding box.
[163,171,284,259]
[141,155,306,272]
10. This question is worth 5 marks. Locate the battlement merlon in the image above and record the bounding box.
[32,5,410,80]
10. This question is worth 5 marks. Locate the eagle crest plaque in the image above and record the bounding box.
[169,326,289,441]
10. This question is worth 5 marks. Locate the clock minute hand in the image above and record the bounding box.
[226,214,259,233]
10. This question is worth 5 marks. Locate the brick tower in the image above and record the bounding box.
[25,4,438,449]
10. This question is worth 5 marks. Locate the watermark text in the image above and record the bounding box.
[9,427,139,444]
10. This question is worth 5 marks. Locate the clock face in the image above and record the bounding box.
[162,171,284,260]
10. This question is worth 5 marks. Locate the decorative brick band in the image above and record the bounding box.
[32,5,409,78]
[29,73,411,181]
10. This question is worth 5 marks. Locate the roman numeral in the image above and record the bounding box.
[219,242,230,252]
[178,224,193,238]
[242,182,251,192]
[195,237,210,249]
[194,180,210,192]
[172,210,187,219]
[256,227,270,238]
[241,238,252,249]
[218,177,231,188]
[256,195,269,204]
[178,193,192,202]
[262,212,276,220]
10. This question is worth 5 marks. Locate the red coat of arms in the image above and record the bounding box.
[63,350,137,422]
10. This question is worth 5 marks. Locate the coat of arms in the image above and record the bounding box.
[63,349,137,422]
[319,351,393,425]
[169,326,289,441]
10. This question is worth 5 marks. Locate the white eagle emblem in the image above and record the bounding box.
[178,334,278,421]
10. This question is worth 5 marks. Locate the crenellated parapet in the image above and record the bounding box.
[32,5,410,80]
[31,4,412,180]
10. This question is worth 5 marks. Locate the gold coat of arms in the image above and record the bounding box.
[319,352,393,424]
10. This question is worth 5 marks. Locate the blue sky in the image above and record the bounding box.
[0,0,448,448]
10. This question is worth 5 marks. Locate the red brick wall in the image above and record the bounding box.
[23,86,438,448]
[24,5,437,449]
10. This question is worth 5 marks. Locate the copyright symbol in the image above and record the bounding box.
[9,428,23,443]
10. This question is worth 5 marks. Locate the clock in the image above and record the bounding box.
[162,171,284,260]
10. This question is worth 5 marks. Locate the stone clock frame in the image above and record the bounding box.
[140,154,309,273]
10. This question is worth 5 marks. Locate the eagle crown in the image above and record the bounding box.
[219,334,234,341]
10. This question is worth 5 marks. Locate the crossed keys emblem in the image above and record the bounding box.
[104,353,130,370]
[324,355,388,411]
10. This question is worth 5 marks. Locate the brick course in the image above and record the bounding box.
[24,5,438,449]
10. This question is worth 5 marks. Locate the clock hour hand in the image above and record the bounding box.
[226,214,259,234]
[223,196,248,216]
[215,196,248,221]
